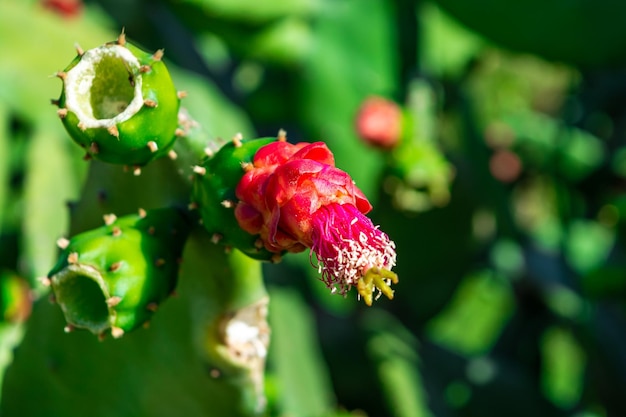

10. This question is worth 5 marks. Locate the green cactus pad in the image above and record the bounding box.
[47,208,191,338]
[56,35,180,166]
[191,137,278,261]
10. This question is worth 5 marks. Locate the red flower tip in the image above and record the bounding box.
[355,96,403,149]
[235,140,398,304]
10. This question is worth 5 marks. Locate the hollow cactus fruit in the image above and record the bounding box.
[191,135,278,261]
[53,32,181,166]
[45,207,191,339]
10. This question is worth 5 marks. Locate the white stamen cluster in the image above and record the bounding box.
[311,208,396,298]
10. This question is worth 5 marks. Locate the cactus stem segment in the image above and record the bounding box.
[67,252,79,264]
[147,140,158,152]
[56,237,70,249]
[177,91,187,99]
[277,129,287,141]
[167,149,178,160]
[106,296,122,307]
[144,99,157,108]
[152,49,164,61]
[103,213,117,225]
[111,326,125,338]
[57,108,68,118]
[193,165,207,176]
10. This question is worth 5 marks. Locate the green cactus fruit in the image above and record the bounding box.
[54,33,181,166]
[191,136,277,261]
[47,207,191,339]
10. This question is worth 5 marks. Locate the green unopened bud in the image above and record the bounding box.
[48,208,191,338]
[55,34,180,166]
[191,136,277,261]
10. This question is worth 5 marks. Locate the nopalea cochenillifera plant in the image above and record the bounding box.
[53,33,181,166]
[45,208,191,339]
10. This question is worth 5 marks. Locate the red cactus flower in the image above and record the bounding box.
[235,140,398,305]
[355,96,403,149]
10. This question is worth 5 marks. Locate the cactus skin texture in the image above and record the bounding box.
[47,207,191,339]
[191,136,278,261]
[55,34,181,166]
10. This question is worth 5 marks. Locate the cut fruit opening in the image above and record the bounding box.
[91,55,136,119]
[63,44,144,129]
[52,264,112,334]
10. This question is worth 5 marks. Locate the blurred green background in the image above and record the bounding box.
[2,0,626,416]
